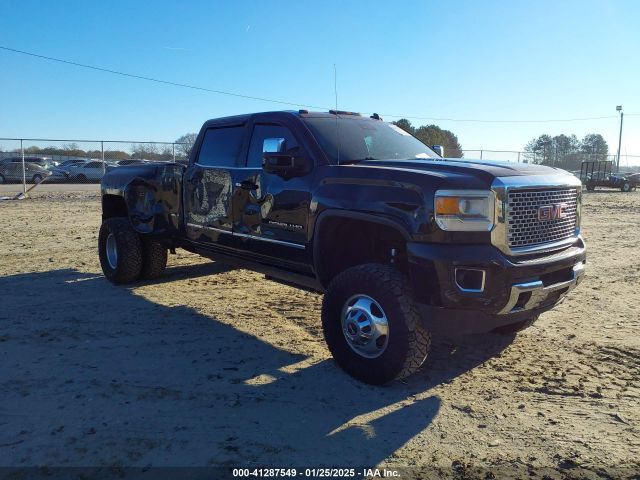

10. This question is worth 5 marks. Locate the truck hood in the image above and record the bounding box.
[358,158,572,183]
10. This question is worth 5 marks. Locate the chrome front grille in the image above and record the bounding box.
[507,188,578,249]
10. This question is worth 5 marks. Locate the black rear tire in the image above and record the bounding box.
[492,315,539,335]
[99,217,142,284]
[322,263,430,385]
[141,240,168,280]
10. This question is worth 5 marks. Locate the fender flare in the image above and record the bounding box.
[122,179,159,234]
[311,209,412,286]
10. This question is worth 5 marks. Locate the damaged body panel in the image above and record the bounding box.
[102,162,185,236]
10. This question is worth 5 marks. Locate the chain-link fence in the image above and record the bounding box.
[0,138,191,195]
[456,149,640,174]
[1,138,639,197]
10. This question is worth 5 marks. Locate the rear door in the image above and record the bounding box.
[232,122,314,267]
[81,162,101,180]
[183,124,246,248]
[3,163,21,181]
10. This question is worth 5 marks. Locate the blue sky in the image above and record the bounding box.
[1,0,638,163]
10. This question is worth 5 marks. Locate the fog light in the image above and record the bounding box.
[455,268,486,293]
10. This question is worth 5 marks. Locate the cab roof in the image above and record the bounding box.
[202,110,379,128]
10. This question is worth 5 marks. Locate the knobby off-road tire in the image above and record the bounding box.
[322,263,430,385]
[141,240,168,280]
[99,217,143,284]
[493,315,539,335]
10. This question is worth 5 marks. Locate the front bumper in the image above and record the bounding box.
[407,237,586,333]
[497,262,584,314]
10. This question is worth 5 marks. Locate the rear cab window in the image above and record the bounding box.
[197,126,245,167]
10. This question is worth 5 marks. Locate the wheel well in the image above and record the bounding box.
[102,194,128,220]
[314,216,408,287]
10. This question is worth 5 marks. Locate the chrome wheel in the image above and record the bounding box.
[106,233,118,269]
[341,294,389,358]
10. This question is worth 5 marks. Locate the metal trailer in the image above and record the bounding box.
[580,160,635,192]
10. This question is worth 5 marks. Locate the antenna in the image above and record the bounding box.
[334,64,340,163]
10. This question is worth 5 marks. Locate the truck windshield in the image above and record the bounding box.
[303,117,439,164]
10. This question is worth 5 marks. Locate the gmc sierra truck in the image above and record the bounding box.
[99,110,586,385]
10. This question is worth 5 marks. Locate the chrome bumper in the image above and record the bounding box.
[498,262,585,315]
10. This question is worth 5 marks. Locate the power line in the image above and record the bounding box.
[0,46,326,110]
[1,45,637,124]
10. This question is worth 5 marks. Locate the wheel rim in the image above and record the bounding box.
[34,175,42,183]
[340,294,389,359]
[106,233,118,269]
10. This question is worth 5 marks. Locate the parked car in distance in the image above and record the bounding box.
[624,172,640,186]
[0,161,52,184]
[59,159,89,169]
[49,159,90,181]
[69,160,109,182]
[0,156,58,169]
[116,159,148,166]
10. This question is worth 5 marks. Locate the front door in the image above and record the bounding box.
[183,125,246,249]
[232,123,313,267]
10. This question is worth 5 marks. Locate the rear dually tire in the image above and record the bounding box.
[141,239,168,280]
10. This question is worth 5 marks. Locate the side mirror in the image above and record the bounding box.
[432,145,444,157]
[263,152,311,177]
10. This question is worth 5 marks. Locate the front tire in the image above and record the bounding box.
[322,263,430,385]
[99,217,142,284]
[32,174,43,184]
[622,182,631,192]
[0,174,5,184]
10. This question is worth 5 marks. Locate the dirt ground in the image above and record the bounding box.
[0,189,638,479]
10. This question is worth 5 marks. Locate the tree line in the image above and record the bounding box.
[523,133,609,170]
[3,127,610,170]
[4,142,190,162]
[392,119,464,157]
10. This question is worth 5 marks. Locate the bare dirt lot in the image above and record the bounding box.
[0,189,639,478]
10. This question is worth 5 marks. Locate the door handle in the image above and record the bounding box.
[235,181,258,190]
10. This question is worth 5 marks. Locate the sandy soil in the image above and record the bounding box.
[0,189,638,478]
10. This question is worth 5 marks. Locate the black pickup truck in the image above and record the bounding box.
[99,110,586,384]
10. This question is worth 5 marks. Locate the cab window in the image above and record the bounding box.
[247,124,299,168]
[197,126,245,167]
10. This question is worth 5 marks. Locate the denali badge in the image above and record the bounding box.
[538,203,568,221]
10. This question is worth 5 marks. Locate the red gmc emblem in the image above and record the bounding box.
[538,203,568,221]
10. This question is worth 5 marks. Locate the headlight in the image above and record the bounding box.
[434,190,495,231]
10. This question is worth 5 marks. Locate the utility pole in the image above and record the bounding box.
[616,105,623,172]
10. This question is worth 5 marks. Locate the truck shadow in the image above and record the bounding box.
[141,260,236,284]
[0,268,512,469]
